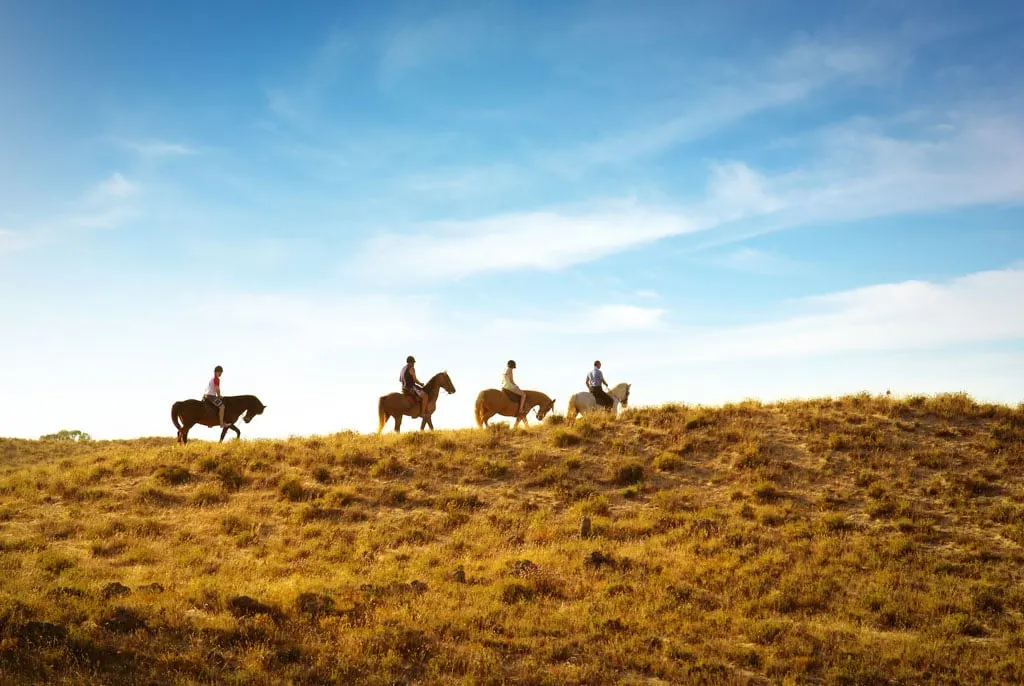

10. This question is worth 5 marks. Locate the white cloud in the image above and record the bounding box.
[2,267,1021,440]
[379,15,486,84]
[494,304,667,335]
[352,107,1024,282]
[591,305,666,331]
[353,202,702,281]
[96,172,137,198]
[0,174,141,260]
[542,37,904,176]
[264,29,353,124]
[0,229,31,255]
[703,162,784,219]
[125,140,198,157]
[706,247,799,276]
[634,266,1024,365]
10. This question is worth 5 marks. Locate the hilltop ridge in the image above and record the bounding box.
[1,392,1023,684]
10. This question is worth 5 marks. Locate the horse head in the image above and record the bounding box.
[243,397,267,424]
[611,383,631,407]
[440,370,456,395]
[536,394,556,421]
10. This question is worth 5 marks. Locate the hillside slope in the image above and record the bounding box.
[1,393,1023,685]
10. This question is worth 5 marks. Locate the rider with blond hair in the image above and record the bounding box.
[502,360,527,419]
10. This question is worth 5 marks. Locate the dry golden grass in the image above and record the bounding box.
[1,392,1023,684]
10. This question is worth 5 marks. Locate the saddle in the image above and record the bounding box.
[503,389,521,404]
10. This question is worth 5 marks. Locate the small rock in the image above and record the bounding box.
[296,593,335,618]
[451,568,466,584]
[227,595,277,619]
[409,580,428,594]
[16,621,68,646]
[101,582,131,599]
[580,516,592,538]
[139,583,165,593]
[583,550,616,569]
[100,607,148,634]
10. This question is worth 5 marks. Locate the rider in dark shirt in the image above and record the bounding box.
[399,356,428,416]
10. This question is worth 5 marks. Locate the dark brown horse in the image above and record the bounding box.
[171,395,267,444]
[377,371,455,434]
[474,388,556,429]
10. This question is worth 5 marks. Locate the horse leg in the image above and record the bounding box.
[394,415,402,433]
[230,424,241,440]
[181,423,192,444]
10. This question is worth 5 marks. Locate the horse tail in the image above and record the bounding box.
[377,396,388,434]
[474,393,485,428]
[566,395,577,425]
[171,402,183,431]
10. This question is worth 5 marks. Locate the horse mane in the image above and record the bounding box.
[424,371,448,390]
[527,389,553,404]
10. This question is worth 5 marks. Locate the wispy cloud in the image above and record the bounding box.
[541,36,907,176]
[493,303,667,336]
[352,201,701,281]
[96,172,137,198]
[123,139,199,157]
[353,104,1024,281]
[704,110,1024,246]
[0,229,32,255]
[0,173,141,258]
[379,14,488,85]
[637,266,1024,364]
[705,247,801,276]
[264,29,353,124]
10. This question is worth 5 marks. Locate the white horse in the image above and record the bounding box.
[566,382,631,426]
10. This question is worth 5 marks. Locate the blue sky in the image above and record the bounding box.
[2,0,1023,439]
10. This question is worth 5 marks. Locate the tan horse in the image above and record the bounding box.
[474,388,556,429]
[377,371,456,434]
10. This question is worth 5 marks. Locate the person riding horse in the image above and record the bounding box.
[503,360,528,419]
[399,356,429,417]
[587,360,615,409]
[203,365,227,428]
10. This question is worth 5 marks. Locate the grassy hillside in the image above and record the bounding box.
[1,393,1023,685]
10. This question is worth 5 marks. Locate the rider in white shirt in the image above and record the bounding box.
[203,365,227,428]
[503,360,527,419]
[587,360,614,409]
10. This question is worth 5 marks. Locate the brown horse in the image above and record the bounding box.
[377,371,456,434]
[474,388,556,429]
[171,395,267,444]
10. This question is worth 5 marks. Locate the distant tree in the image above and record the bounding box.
[40,429,92,442]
